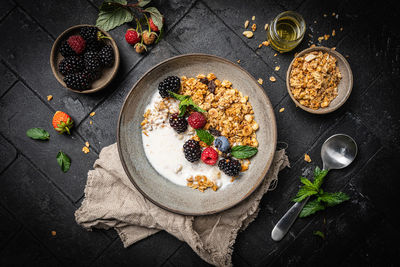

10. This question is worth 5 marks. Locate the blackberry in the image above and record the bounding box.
[63,72,90,91]
[158,76,180,98]
[59,40,76,57]
[84,51,102,72]
[58,56,84,76]
[183,140,201,162]
[80,26,98,42]
[85,40,104,52]
[169,113,188,133]
[98,45,114,67]
[218,158,241,176]
[81,69,101,83]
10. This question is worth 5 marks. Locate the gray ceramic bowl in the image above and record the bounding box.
[50,24,120,94]
[286,46,353,114]
[117,54,277,215]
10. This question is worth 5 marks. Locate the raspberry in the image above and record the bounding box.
[183,140,201,162]
[149,17,159,32]
[169,113,187,133]
[67,35,86,54]
[125,29,140,45]
[188,112,206,129]
[158,76,180,98]
[201,147,218,165]
[64,72,90,91]
[58,56,84,76]
[98,45,114,67]
[84,51,101,72]
[218,158,241,176]
[59,40,76,57]
[80,26,98,43]
[214,136,231,153]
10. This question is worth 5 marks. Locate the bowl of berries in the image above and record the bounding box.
[50,24,120,93]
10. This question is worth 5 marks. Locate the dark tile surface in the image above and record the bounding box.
[0,156,111,265]
[0,0,399,266]
[0,82,98,201]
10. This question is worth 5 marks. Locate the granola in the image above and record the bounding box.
[289,51,341,109]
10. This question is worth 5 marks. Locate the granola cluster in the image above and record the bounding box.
[289,51,341,109]
[180,73,259,147]
[186,175,218,192]
[141,97,178,134]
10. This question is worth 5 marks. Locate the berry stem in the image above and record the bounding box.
[143,13,151,32]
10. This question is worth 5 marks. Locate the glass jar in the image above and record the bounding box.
[267,11,306,53]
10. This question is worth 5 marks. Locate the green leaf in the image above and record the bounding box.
[292,186,318,202]
[313,230,325,239]
[231,145,258,159]
[57,151,71,173]
[186,98,206,113]
[299,199,325,218]
[137,0,151,7]
[318,192,350,207]
[195,129,214,146]
[178,104,187,117]
[96,0,134,31]
[300,177,315,188]
[169,91,189,101]
[313,166,329,189]
[169,92,206,116]
[26,128,50,140]
[145,7,163,30]
[155,26,164,44]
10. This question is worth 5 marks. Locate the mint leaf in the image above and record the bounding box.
[318,192,350,207]
[57,151,71,173]
[145,7,163,30]
[231,145,258,159]
[138,0,151,7]
[299,199,325,218]
[169,92,206,116]
[196,129,214,146]
[26,128,50,140]
[187,98,206,113]
[313,166,329,189]
[169,91,189,101]
[292,186,318,202]
[300,177,316,188]
[96,0,134,31]
[178,104,187,117]
[313,230,325,239]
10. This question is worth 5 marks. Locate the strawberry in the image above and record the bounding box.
[52,111,73,134]
[142,30,157,45]
[134,43,147,54]
[149,17,160,32]
[125,29,140,45]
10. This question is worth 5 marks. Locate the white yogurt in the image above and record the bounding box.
[142,92,234,189]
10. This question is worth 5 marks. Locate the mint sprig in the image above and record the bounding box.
[231,145,258,159]
[293,166,349,218]
[169,91,206,117]
[195,129,214,146]
[56,151,71,173]
[26,128,50,140]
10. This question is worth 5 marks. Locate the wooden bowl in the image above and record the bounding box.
[117,54,277,215]
[286,46,353,114]
[50,24,120,94]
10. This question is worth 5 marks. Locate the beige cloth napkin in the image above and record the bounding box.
[75,143,289,266]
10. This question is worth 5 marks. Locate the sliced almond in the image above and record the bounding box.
[244,20,249,28]
[243,31,254,38]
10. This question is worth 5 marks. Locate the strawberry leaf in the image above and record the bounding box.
[137,0,151,7]
[26,128,50,140]
[96,0,134,31]
[145,7,163,30]
[56,151,71,173]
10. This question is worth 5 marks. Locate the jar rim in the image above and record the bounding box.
[270,11,306,43]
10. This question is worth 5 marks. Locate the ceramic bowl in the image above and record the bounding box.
[286,46,353,114]
[117,54,277,215]
[50,24,120,94]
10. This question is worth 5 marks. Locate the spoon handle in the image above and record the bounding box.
[271,197,310,241]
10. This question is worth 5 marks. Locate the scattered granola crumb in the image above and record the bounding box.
[47,95,53,101]
[318,36,324,42]
[262,40,269,46]
[310,44,316,48]
[274,53,277,57]
[51,231,56,236]
[340,27,343,31]
[275,66,280,71]
[314,20,317,24]
[251,23,256,32]
[258,43,262,48]
[243,31,253,38]
[251,16,255,21]
[279,108,285,113]
[187,175,218,192]
[264,23,269,31]
[89,112,95,117]
[323,14,327,18]
[89,120,93,125]
[304,153,312,162]
[332,29,336,36]
[82,146,90,154]
[237,59,241,63]
[85,141,89,147]
[257,78,263,85]
[324,34,330,40]
[269,76,276,82]
[244,20,249,28]
[332,12,336,16]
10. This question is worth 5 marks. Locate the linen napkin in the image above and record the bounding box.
[75,143,289,266]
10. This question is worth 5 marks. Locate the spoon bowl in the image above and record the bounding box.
[321,134,358,171]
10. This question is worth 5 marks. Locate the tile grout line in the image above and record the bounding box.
[159,243,184,267]
[88,237,119,266]
[0,4,17,24]
[14,5,56,40]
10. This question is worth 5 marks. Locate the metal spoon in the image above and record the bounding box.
[271,134,357,241]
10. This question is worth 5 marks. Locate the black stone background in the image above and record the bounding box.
[1,0,399,266]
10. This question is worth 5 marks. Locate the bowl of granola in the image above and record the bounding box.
[286,46,353,114]
[117,54,277,215]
